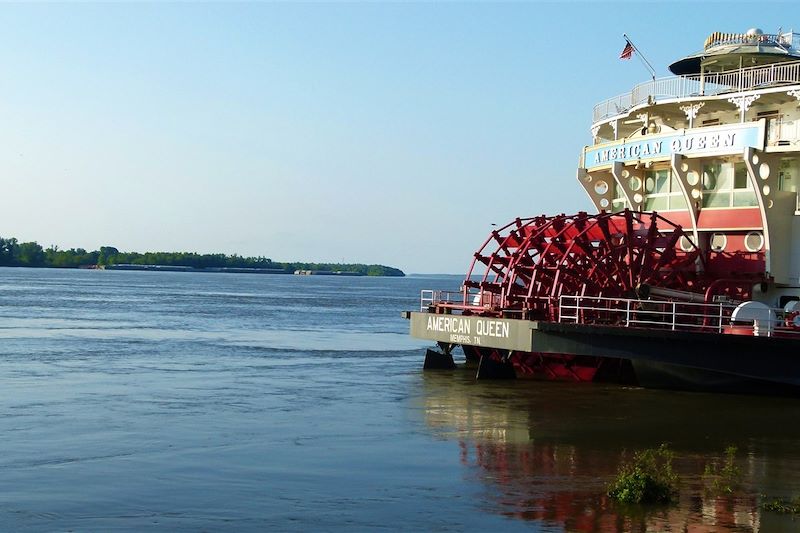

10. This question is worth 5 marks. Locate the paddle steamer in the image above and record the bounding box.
[406,28,800,393]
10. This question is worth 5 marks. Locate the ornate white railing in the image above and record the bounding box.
[594,60,800,123]
[704,31,800,52]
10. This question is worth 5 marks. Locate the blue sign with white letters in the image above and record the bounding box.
[583,123,763,170]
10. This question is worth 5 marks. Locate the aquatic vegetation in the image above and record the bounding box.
[761,496,800,514]
[608,444,679,504]
[703,445,742,494]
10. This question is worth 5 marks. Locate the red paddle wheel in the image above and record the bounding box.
[458,210,708,382]
[464,210,705,318]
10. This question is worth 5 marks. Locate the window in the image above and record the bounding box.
[780,158,798,193]
[643,169,686,210]
[733,163,748,189]
[611,182,628,212]
[732,162,757,206]
[757,110,781,145]
[702,160,756,208]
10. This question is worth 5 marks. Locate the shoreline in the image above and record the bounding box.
[0,264,403,276]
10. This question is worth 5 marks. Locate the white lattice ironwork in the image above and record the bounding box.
[728,94,761,122]
[679,102,705,127]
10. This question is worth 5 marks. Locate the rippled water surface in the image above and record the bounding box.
[1,267,800,531]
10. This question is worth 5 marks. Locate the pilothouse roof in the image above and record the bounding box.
[669,28,800,75]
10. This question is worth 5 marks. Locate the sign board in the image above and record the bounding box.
[582,122,764,170]
[408,312,534,352]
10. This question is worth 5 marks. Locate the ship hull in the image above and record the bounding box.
[462,345,637,385]
[462,343,800,395]
[408,311,800,395]
[631,360,800,396]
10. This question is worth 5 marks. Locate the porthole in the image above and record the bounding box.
[679,235,696,252]
[710,233,727,252]
[594,180,609,195]
[760,162,770,180]
[745,231,764,252]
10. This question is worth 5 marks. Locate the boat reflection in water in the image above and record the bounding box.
[417,371,800,532]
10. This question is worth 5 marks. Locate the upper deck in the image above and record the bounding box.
[594,30,800,125]
[576,29,800,289]
[593,59,800,124]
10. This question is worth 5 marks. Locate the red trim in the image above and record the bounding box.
[698,208,762,229]
[658,211,691,228]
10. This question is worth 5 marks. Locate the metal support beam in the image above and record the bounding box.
[743,146,797,283]
[670,153,702,245]
[611,161,645,212]
[577,167,617,212]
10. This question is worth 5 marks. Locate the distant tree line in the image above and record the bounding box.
[0,237,405,277]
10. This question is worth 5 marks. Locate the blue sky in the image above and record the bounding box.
[1,2,795,273]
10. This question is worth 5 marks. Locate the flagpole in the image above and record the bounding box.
[623,33,657,81]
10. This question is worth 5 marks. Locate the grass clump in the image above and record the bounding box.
[608,444,678,504]
[703,445,742,495]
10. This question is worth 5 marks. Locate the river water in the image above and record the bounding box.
[1,267,799,531]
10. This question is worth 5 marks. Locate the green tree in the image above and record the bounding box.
[98,246,119,266]
[0,237,19,265]
[16,242,45,266]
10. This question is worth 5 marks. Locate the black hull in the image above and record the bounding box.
[456,322,800,396]
[632,360,800,396]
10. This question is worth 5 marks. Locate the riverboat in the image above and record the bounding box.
[405,28,800,394]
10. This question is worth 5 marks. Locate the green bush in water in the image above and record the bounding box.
[608,444,679,504]
[762,496,800,514]
[703,445,742,494]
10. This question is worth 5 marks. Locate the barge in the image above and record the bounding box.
[405,28,800,394]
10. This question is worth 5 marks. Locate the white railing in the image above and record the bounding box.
[593,60,800,123]
[704,31,800,51]
[559,295,734,332]
[419,290,800,337]
[420,289,436,311]
[558,295,800,337]
[420,289,496,312]
[419,288,534,314]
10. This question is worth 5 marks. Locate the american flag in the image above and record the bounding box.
[619,41,634,60]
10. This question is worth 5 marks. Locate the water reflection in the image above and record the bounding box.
[418,371,800,532]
